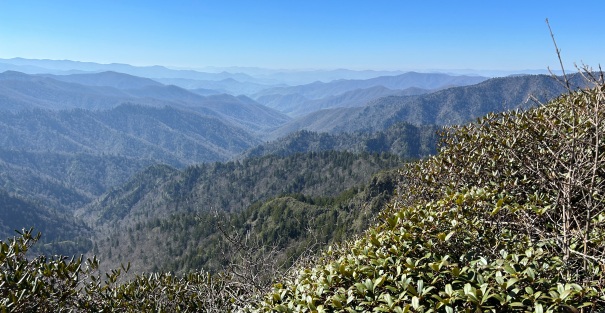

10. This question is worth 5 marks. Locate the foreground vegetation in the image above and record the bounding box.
[0,228,242,312]
[3,73,605,311]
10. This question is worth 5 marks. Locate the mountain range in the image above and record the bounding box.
[271,74,584,135]
[5,57,602,311]
[252,72,488,116]
[0,58,583,278]
[253,71,487,99]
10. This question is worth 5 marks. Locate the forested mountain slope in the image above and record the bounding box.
[92,168,401,274]
[188,94,290,133]
[62,150,407,274]
[0,190,91,256]
[0,104,259,166]
[242,122,439,160]
[78,151,404,228]
[0,150,154,211]
[0,71,132,111]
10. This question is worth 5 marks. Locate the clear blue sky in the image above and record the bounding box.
[0,0,602,71]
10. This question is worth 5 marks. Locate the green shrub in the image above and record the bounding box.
[0,228,241,312]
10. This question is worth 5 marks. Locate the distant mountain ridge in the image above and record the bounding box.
[0,58,258,81]
[257,86,431,117]
[0,58,480,85]
[252,72,488,117]
[252,71,488,100]
[0,70,291,134]
[2,58,413,91]
[42,71,164,89]
[271,74,582,136]
[154,77,279,95]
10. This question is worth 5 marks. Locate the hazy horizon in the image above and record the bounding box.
[0,56,566,79]
[1,1,603,73]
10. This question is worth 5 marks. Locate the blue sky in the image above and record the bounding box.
[0,1,603,71]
